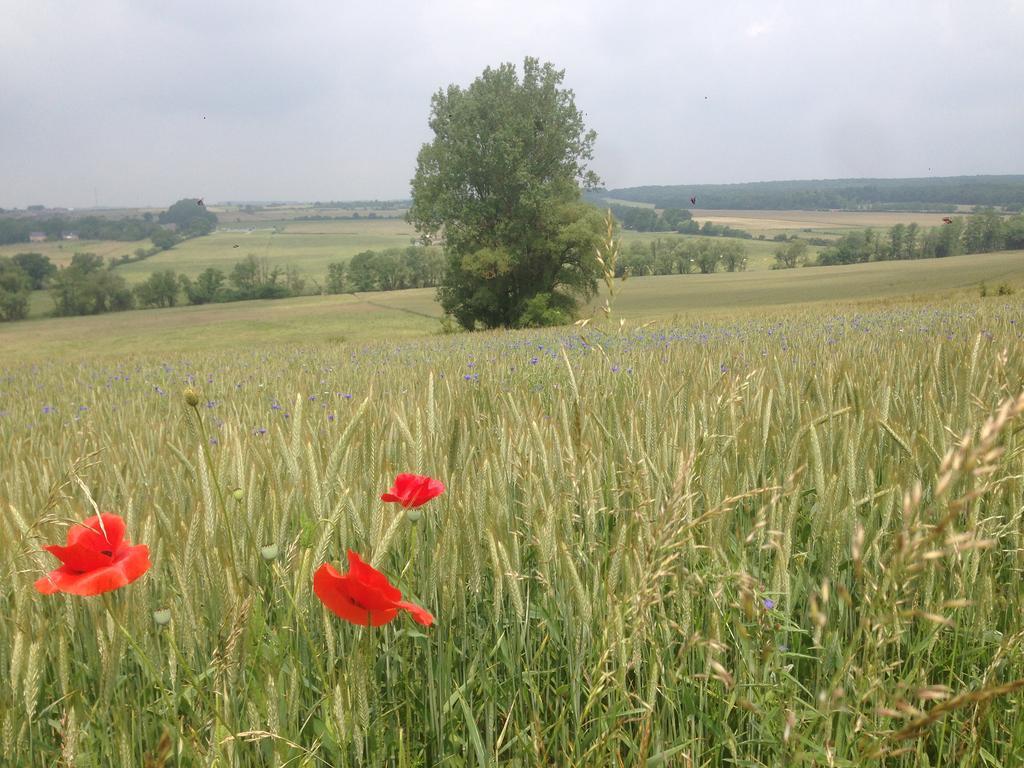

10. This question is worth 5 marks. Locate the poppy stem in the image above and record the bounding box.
[401,521,418,580]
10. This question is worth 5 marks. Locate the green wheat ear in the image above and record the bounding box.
[594,207,624,324]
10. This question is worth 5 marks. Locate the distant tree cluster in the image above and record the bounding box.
[325,247,445,293]
[134,256,307,309]
[50,253,134,316]
[0,242,450,322]
[0,215,161,246]
[772,240,811,269]
[294,212,403,221]
[608,204,690,232]
[312,199,411,210]
[158,199,218,236]
[607,204,753,239]
[808,211,1024,267]
[618,238,747,276]
[0,257,32,321]
[0,198,218,246]
[597,175,1024,211]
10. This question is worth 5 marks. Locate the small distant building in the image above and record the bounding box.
[29,232,46,242]
[62,232,79,241]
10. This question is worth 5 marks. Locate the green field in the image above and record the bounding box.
[6,249,1024,360]
[0,238,139,268]
[114,219,418,285]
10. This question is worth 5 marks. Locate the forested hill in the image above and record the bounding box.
[592,175,1024,211]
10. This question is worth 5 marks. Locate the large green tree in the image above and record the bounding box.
[409,57,605,329]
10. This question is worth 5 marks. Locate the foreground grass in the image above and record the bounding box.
[2,298,1024,765]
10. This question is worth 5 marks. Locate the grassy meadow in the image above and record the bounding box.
[3,276,1024,764]
[4,212,1024,765]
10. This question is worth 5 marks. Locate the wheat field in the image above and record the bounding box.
[2,300,1024,766]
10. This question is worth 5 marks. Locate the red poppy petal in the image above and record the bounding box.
[314,563,398,626]
[44,543,113,572]
[346,551,402,604]
[396,600,434,626]
[67,513,126,551]
[34,574,60,594]
[368,608,399,626]
[380,492,402,503]
[393,473,419,493]
[409,477,445,508]
[52,545,150,596]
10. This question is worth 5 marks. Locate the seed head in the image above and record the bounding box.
[183,388,200,407]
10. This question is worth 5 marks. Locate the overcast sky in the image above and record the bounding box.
[2,0,1023,209]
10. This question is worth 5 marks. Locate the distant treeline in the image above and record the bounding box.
[608,204,753,238]
[0,198,218,245]
[312,199,411,210]
[594,175,1024,211]
[0,215,160,245]
[292,212,402,221]
[0,245,446,322]
[807,210,1024,267]
[618,238,748,276]
[325,247,445,293]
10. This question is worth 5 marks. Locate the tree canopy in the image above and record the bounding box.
[158,199,218,235]
[409,57,605,329]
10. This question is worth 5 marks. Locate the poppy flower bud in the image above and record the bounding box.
[405,508,422,523]
[260,544,279,561]
[183,387,200,407]
[153,609,172,626]
[232,488,244,501]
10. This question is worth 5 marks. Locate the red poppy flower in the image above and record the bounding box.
[313,550,434,627]
[380,473,445,509]
[35,513,151,597]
